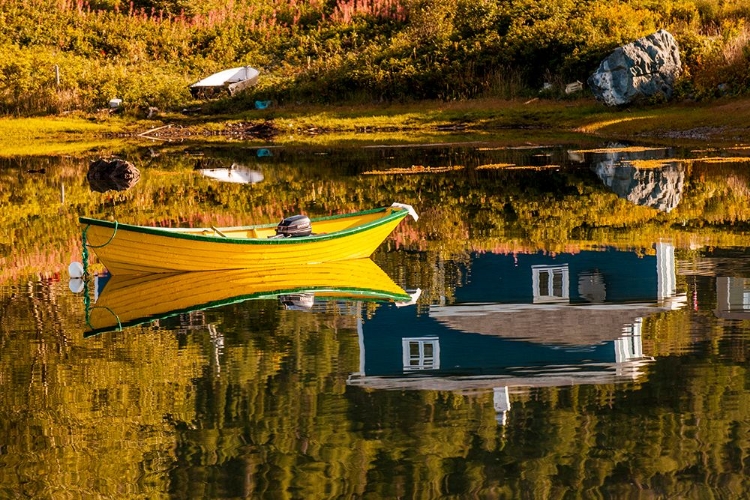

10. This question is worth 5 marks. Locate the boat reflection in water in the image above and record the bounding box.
[84,259,419,337]
[348,243,687,425]
[197,163,264,184]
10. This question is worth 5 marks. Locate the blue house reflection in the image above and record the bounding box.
[349,243,685,424]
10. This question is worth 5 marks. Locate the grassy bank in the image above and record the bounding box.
[0,114,136,155]
[2,96,750,156]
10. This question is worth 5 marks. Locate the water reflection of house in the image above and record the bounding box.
[676,249,750,320]
[348,243,685,424]
[715,277,750,320]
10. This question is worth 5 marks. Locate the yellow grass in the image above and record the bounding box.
[501,165,561,170]
[475,163,516,170]
[0,115,129,136]
[362,165,465,175]
[695,156,750,163]
[622,156,750,169]
[0,115,137,156]
[569,146,666,154]
[6,96,750,154]
[575,116,658,133]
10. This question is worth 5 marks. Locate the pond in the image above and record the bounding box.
[3,140,750,498]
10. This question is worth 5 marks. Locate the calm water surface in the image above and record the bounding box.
[2,142,750,498]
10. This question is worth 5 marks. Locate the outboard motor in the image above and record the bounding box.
[275,214,312,237]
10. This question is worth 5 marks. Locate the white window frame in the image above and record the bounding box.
[615,318,644,362]
[742,280,750,310]
[402,337,440,371]
[531,264,570,303]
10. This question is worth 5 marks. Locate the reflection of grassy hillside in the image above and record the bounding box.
[5,148,750,281]
[0,278,199,497]
[3,275,750,497]
[3,149,750,497]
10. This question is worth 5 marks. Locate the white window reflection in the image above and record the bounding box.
[615,318,644,363]
[532,265,569,303]
[715,277,750,319]
[402,337,440,371]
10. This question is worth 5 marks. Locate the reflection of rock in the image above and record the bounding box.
[588,148,684,212]
[578,271,606,303]
[87,158,140,192]
[594,162,684,212]
[588,30,681,106]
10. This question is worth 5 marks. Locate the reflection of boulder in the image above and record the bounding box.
[594,162,684,212]
[87,158,140,192]
[588,30,681,106]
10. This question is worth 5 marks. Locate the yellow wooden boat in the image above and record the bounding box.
[84,258,419,336]
[79,203,417,275]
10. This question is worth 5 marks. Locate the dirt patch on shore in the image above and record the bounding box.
[640,126,730,141]
[137,120,282,141]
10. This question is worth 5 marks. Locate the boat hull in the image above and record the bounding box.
[85,259,415,335]
[80,205,412,275]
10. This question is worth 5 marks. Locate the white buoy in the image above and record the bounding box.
[68,261,84,279]
[69,278,84,294]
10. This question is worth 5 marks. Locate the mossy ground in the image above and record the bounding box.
[2,96,749,156]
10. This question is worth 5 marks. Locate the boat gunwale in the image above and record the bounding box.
[79,206,406,245]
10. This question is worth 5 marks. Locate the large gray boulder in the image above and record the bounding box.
[588,30,682,106]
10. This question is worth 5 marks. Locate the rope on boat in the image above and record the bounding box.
[82,226,91,324]
[83,265,91,325]
[83,221,119,248]
[86,306,122,333]
[82,226,89,276]
[80,224,122,332]
[82,227,90,322]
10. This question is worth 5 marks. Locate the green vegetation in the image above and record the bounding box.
[1,0,750,117]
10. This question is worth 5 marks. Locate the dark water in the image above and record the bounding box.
[3,142,750,498]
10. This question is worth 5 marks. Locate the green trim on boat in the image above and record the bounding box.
[79,206,407,245]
